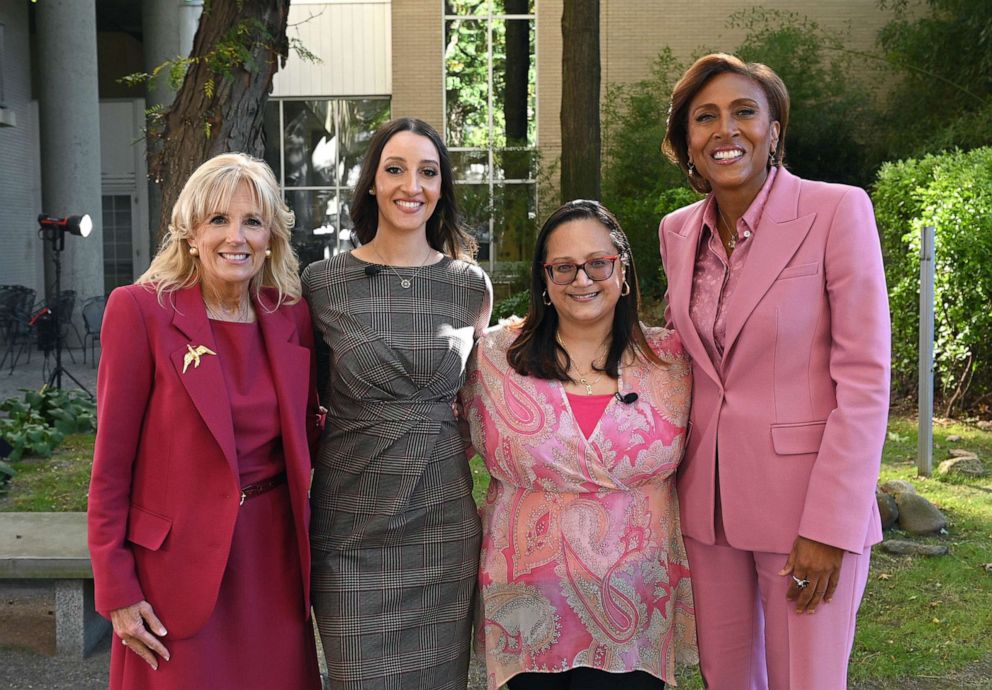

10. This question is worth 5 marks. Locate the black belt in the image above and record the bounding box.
[239,473,286,505]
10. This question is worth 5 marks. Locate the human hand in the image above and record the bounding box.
[110,600,170,669]
[779,536,845,614]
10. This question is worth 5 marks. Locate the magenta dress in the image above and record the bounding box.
[109,320,321,690]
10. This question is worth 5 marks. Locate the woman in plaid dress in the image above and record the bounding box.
[303,118,492,690]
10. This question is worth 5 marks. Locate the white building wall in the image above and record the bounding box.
[0,2,45,293]
[273,0,391,97]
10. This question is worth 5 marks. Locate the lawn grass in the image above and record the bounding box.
[4,419,990,685]
[0,433,93,511]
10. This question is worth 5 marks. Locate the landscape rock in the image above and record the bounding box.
[880,479,917,496]
[880,540,949,556]
[937,456,987,478]
[895,492,948,534]
[948,448,979,459]
[977,420,992,432]
[946,434,962,442]
[876,489,899,530]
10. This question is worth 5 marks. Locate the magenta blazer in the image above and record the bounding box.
[659,167,891,555]
[87,284,321,638]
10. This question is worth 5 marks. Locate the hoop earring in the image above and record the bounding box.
[189,246,199,257]
[621,280,631,296]
[542,290,552,306]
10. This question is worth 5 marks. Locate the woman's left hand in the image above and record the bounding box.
[779,536,845,614]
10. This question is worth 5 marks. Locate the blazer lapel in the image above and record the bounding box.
[255,294,310,463]
[664,206,722,387]
[722,169,816,357]
[170,286,238,476]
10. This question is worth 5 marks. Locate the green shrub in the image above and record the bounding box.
[874,146,992,415]
[0,388,97,462]
[491,289,530,324]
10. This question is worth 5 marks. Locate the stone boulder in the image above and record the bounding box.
[880,540,949,557]
[937,456,987,478]
[876,488,899,530]
[880,479,917,496]
[948,448,978,459]
[895,492,948,534]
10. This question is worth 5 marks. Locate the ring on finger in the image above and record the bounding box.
[792,575,810,589]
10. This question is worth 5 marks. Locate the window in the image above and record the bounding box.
[444,0,537,280]
[102,195,134,292]
[262,98,390,270]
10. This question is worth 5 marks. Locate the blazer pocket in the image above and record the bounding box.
[126,504,173,551]
[770,420,827,455]
[777,261,819,280]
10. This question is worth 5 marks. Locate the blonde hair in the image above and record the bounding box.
[138,152,301,306]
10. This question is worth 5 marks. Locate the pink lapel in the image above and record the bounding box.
[663,203,722,387]
[169,286,238,476]
[722,169,816,357]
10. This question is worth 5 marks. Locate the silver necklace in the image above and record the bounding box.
[371,244,436,289]
[716,204,752,253]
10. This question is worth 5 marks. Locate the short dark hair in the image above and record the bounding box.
[350,117,477,260]
[662,53,790,194]
[507,200,662,381]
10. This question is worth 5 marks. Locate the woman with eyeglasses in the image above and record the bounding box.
[460,200,697,690]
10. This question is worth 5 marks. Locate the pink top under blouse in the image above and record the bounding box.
[565,393,613,439]
[688,166,778,367]
[462,325,697,689]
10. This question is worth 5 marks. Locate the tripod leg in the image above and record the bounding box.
[55,366,94,398]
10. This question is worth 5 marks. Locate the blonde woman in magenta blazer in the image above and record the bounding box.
[658,54,890,689]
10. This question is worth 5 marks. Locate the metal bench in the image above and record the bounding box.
[0,512,111,657]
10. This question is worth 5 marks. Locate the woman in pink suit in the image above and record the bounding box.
[87,153,323,689]
[657,54,890,689]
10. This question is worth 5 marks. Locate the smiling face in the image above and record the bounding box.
[372,131,442,237]
[687,71,780,200]
[189,183,271,299]
[544,218,625,330]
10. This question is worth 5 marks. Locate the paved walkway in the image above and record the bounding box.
[0,343,98,402]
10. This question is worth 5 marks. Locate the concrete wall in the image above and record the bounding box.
[0,1,45,293]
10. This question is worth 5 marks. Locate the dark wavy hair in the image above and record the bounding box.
[350,117,477,260]
[506,200,662,381]
[662,53,790,194]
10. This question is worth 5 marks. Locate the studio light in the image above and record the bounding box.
[38,214,93,238]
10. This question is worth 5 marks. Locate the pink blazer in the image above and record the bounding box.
[659,168,890,555]
[87,284,321,638]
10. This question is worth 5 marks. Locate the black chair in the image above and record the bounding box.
[45,290,80,365]
[81,295,107,367]
[0,285,38,374]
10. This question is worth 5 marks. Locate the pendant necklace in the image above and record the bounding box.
[556,332,605,395]
[371,244,436,289]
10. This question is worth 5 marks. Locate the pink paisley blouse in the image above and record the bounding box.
[461,324,697,689]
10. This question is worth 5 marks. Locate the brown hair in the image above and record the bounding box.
[350,117,476,260]
[506,200,662,382]
[662,53,790,194]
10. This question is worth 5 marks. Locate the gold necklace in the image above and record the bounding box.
[555,332,606,395]
[716,205,738,252]
[370,243,437,289]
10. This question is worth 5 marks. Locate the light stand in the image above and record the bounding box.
[38,214,93,397]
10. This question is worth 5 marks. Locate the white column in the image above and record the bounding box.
[36,0,104,301]
[141,0,203,241]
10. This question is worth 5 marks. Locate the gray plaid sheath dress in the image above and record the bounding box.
[302,252,491,690]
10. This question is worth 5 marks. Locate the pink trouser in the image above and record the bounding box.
[684,533,871,690]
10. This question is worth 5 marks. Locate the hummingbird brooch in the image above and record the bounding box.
[182,344,217,374]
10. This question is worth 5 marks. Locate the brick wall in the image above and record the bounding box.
[391,0,445,134]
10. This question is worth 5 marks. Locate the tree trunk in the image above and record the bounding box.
[150,0,290,240]
[560,0,600,202]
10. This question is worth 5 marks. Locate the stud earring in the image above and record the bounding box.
[621,280,631,296]
[265,247,272,258]
[189,246,199,257]
[369,187,376,196]
[542,290,552,306]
